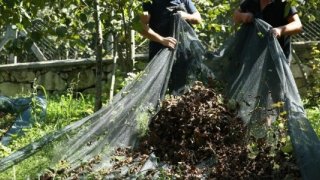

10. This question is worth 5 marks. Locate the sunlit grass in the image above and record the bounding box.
[306,106,320,137]
[0,92,95,179]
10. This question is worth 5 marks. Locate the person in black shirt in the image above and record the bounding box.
[233,0,303,61]
[139,0,202,60]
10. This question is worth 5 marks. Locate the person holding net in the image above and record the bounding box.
[137,0,202,94]
[233,0,303,62]
[139,0,202,61]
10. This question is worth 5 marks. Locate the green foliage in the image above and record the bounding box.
[0,0,319,63]
[303,44,320,107]
[293,0,320,21]
[0,113,16,139]
[195,0,239,49]
[136,109,154,137]
[306,107,320,137]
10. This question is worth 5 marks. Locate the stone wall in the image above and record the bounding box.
[0,44,317,98]
[291,42,320,96]
[0,59,114,97]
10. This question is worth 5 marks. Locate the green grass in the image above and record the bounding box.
[9,93,94,149]
[0,113,16,139]
[306,106,320,137]
[0,72,133,179]
[0,92,95,179]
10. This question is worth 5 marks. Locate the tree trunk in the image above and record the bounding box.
[117,2,135,73]
[94,0,103,111]
[109,35,118,102]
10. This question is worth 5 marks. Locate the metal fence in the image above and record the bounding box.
[292,20,320,44]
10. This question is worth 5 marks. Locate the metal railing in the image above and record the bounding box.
[292,20,320,44]
[2,19,317,65]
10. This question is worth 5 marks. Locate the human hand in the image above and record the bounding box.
[177,11,189,20]
[160,37,177,49]
[271,27,282,38]
[233,10,242,24]
[233,10,253,24]
[241,12,254,23]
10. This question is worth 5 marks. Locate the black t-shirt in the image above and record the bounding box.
[143,0,197,59]
[143,0,197,37]
[240,0,298,59]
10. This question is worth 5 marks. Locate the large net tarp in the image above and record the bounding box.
[204,19,320,179]
[0,14,186,175]
[0,14,319,179]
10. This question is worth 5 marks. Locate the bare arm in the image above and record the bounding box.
[233,9,254,24]
[139,12,177,49]
[271,14,303,38]
[178,11,202,24]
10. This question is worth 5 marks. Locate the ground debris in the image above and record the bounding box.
[42,82,301,179]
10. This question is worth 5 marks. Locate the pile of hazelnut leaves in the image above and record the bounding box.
[42,82,300,179]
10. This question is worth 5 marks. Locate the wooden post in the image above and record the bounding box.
[8,26,18,64]
[109,11,115,58]
[292,49,310,85]
[20,29,47,61]
[107,32,114,58]
[109,37,118,102]
[0,27,12,52]
[130,10,136,70]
